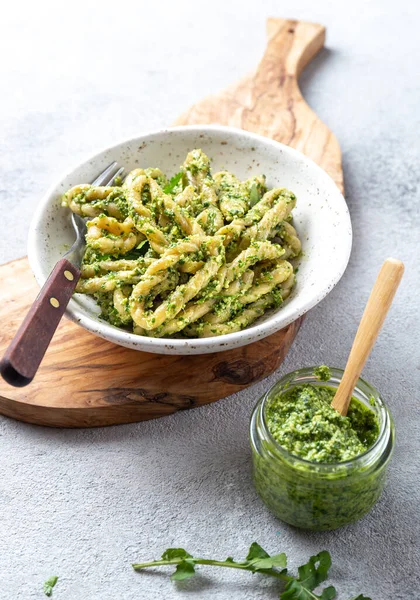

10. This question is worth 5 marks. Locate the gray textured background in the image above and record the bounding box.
[1,1,419,598]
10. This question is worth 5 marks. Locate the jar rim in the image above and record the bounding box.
[259,366,392,470]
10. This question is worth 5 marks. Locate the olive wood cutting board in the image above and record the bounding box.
[0,18,343,427]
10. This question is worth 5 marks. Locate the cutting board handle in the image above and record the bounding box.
[262,18,326,82]
[174,17,341,191]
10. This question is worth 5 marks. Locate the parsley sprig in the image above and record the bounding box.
[132,543,371,600]
[164,172,183,194]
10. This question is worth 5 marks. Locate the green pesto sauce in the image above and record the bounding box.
[265,384,379,463]
[313,365,331,381]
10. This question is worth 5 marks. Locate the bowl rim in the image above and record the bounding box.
[28,124,352,353]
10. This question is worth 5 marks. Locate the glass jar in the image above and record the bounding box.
[250,367,395,530]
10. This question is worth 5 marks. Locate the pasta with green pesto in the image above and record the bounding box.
[61,149,301,338]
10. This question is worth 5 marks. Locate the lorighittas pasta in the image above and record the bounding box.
[62,149,301,338]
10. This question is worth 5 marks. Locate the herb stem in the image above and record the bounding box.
[132,558,289,581]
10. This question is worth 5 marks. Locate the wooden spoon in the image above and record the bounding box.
[331,258,404,416]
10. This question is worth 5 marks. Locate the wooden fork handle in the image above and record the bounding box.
[0,258,80,387]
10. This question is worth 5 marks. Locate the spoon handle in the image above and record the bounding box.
[332,258,404,415]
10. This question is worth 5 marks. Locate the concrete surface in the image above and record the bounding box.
[0,1,419,598]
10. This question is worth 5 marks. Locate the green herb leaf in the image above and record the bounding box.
[281,580,336,600]
[320,586,337,599]
[280,552,335,600]
[161,548,192,561]
[249,183,260,206]
[246,542,271,561]
[136,239,149,251]
[171,560,196,581]
[349,596,372,600]
[250,553,287,570]
[243,544,287,576]
[297,550,331,590]
[43,576,58,597]
[123,240,150,260]
[164,172,183,194]
[244,545,287,572]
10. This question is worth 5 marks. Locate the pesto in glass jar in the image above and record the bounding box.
[250,367,395,530]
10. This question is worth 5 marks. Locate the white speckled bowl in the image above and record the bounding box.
[28,125,352,355]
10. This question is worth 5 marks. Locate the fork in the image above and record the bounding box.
[0,162,125,387]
